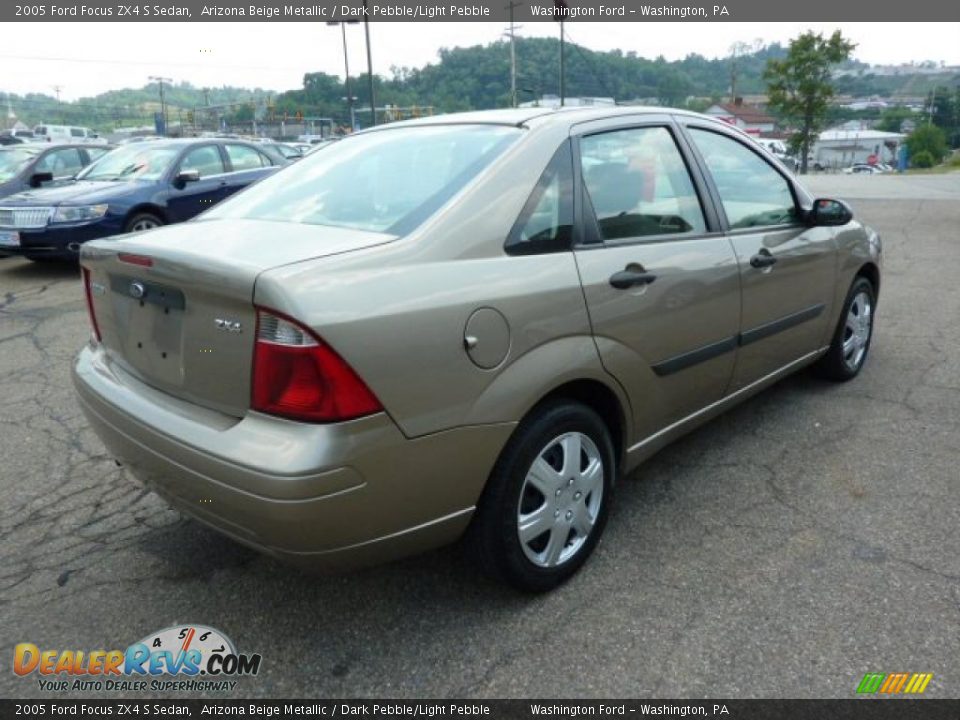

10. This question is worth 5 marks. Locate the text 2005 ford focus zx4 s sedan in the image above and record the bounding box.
[73,108,881,591]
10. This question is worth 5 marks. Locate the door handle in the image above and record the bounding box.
[609,268,657,289]
[750,250,778,269]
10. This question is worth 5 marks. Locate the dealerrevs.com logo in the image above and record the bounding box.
[13,624,262,693]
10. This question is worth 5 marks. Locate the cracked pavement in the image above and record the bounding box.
[0,174,958,699]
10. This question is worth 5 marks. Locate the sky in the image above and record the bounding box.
[2,22,959,101]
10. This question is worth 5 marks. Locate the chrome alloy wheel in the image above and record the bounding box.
[517,432,604,568]
[843,290,873,371]
[130,217,160,231]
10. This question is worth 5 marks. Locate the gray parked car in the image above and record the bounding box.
[0,144,111,199]
[73,107,881,591]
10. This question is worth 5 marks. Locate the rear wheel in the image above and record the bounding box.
[470,400,615,592]
[125,212,163,233]
[813,276,876,381]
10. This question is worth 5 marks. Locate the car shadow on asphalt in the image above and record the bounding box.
[0,257,80,281]
[128,368,829,617]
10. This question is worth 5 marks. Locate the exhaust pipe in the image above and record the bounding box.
[67,242,82,253]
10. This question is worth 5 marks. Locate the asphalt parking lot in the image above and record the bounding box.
[1,173,958,699]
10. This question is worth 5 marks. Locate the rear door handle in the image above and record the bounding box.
[750,250,778,269]
[609,269,657,289]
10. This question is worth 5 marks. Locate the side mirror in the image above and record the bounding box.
[808,198,853,227]
[29,171,54,188]
[173,169,200,189]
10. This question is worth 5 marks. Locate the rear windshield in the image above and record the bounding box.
[205,125,520,235]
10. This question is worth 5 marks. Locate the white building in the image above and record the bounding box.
[814,128,905,167]
[519,95,616,109]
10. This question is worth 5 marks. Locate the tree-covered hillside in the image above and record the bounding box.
[4,37,957,132]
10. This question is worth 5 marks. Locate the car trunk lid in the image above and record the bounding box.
[81,217,392,417]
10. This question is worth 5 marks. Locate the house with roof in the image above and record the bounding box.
[704,98,776,135]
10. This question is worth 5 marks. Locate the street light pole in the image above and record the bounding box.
[362,0,376,126]
[149,76,172,136]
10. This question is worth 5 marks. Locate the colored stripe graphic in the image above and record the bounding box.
[857,672,932,694]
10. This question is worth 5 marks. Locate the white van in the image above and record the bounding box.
[32,124,106,144]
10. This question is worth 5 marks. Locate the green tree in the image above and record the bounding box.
[763,30,856,174]
[877,106,917,133]
[906,124,948,165]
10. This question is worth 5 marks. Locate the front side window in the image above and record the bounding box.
[0,148,39,183]
[70,128,85,138]
[36,148,84,178]
[688,128,798,229]
[206,125,520,236]
[580,126,706,242]
[506,142,574,255]
[180,145,225,178]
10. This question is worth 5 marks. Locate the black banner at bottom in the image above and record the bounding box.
[2,700,959,719]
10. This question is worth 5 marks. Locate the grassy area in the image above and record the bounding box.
[906,153,960,174]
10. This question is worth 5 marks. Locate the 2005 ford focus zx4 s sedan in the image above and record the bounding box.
[73,107,881,591]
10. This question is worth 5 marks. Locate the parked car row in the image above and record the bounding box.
[0,138,288,260]
[843,162,894,174]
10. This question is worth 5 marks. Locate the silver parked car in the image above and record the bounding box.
[74,108,881,591]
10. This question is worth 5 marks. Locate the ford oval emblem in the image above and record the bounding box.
[129,281,146,299]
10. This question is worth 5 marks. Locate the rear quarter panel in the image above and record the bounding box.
[254,122,623,439]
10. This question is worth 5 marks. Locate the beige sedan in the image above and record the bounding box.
[73,107,881,591]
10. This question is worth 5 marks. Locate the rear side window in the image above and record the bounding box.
[688,128,798,229]
[180,145,226,177]
[225,144,268,171]
[506,141,574,255]
[580,126,706,242]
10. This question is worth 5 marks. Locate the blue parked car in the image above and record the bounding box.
[0,138,287,261]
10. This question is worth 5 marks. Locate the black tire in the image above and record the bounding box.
[813,276,876,381]
[124,212,164,233]
[469,400,615,593]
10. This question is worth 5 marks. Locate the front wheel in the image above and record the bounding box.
[469,400,615,592]
[125,212,163,233]
[813,276,876,381]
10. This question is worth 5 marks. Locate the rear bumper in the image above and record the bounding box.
[72,343,514,570]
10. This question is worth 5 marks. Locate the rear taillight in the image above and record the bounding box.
[251,309,382,423]
[81,267,101,342]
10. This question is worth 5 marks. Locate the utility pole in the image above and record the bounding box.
[362,0,376,126]
[327,21,358,130]
[52,85,64,122]
[552,0,567,106]
[504,2,522,108]
[149,76,172,135]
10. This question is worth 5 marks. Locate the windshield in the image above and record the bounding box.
[77,144,180,181]
[0,148,39,183]
[205,125,520,235]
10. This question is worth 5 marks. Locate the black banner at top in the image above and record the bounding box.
[6,0,960,22]
[2,699,960,719]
